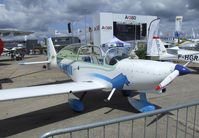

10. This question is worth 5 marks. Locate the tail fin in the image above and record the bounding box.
[147,19,167,57]
[149,37,167,56]
[46,37,57,67]
[0,39,4,55]
[19,38,57,67]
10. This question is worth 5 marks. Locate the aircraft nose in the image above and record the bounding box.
[175,64,191,76]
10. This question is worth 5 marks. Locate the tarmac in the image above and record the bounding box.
[0,55,199,138]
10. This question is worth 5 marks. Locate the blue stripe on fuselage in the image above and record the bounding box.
[91,73,130,90]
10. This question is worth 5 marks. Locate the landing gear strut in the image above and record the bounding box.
[128,93,155,112]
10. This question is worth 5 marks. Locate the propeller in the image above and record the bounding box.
[155,64,191,91]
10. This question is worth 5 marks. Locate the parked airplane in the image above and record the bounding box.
[0,29,33,56]
[147,36,199,63]
[0,38,191,113]
[147,19,199,63]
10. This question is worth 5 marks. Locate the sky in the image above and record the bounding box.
[0,0,198,39]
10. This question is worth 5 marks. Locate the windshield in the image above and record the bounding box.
[103,47,129,65]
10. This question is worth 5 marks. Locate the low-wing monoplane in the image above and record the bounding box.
[147,19,199,63]
[0,38,191,112]
[147,36,199,63]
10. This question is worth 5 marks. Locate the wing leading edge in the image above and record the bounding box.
[0,81,106,101]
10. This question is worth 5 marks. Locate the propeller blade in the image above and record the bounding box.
[155,70,179,90]
[155,64,191,90]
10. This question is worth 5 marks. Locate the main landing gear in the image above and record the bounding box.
[68,92,87,112]
[68,90,155,113]
[128,93,155,112]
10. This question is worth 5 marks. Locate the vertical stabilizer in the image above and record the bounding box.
[47,38,57,67]
[147,19,167,57]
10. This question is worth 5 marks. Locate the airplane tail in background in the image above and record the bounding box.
[147,18,167,57]
[46,37,57,67]
[20,38,57,67]
[0,39,4,55]
[147,36,167,57]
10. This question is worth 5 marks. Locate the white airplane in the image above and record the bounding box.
[0,38,191,113]
[147,19,199,63]
[147,36,199,63]
[0,29,33,56]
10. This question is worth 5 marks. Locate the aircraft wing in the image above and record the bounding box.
[178,49,199,56]
[167,47,199,56]
[0,81,107,101]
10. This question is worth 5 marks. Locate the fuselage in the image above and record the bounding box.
[160,48,199,63]
[57,58,175,92]
[177,49,199,63]
[148,37,199,64]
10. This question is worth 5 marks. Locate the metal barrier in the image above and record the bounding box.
[41,100,199,138]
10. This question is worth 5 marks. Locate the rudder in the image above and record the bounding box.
[147,19,167,57]
[46,37,57,67]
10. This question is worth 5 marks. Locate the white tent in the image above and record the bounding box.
[101,37,131,53]
[100,37,133,57]
[103,37,131,48]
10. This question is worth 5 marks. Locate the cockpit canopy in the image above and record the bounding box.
[57,43,130,65]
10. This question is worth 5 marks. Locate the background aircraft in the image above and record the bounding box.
[147,19,199,63]
[0,38,191,113]
[0,29,34,57]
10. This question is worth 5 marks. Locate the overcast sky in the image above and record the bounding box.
[0,0,198,36]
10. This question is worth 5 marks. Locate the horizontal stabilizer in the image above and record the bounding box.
[19,60,50,65]
[0,81,106,101]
